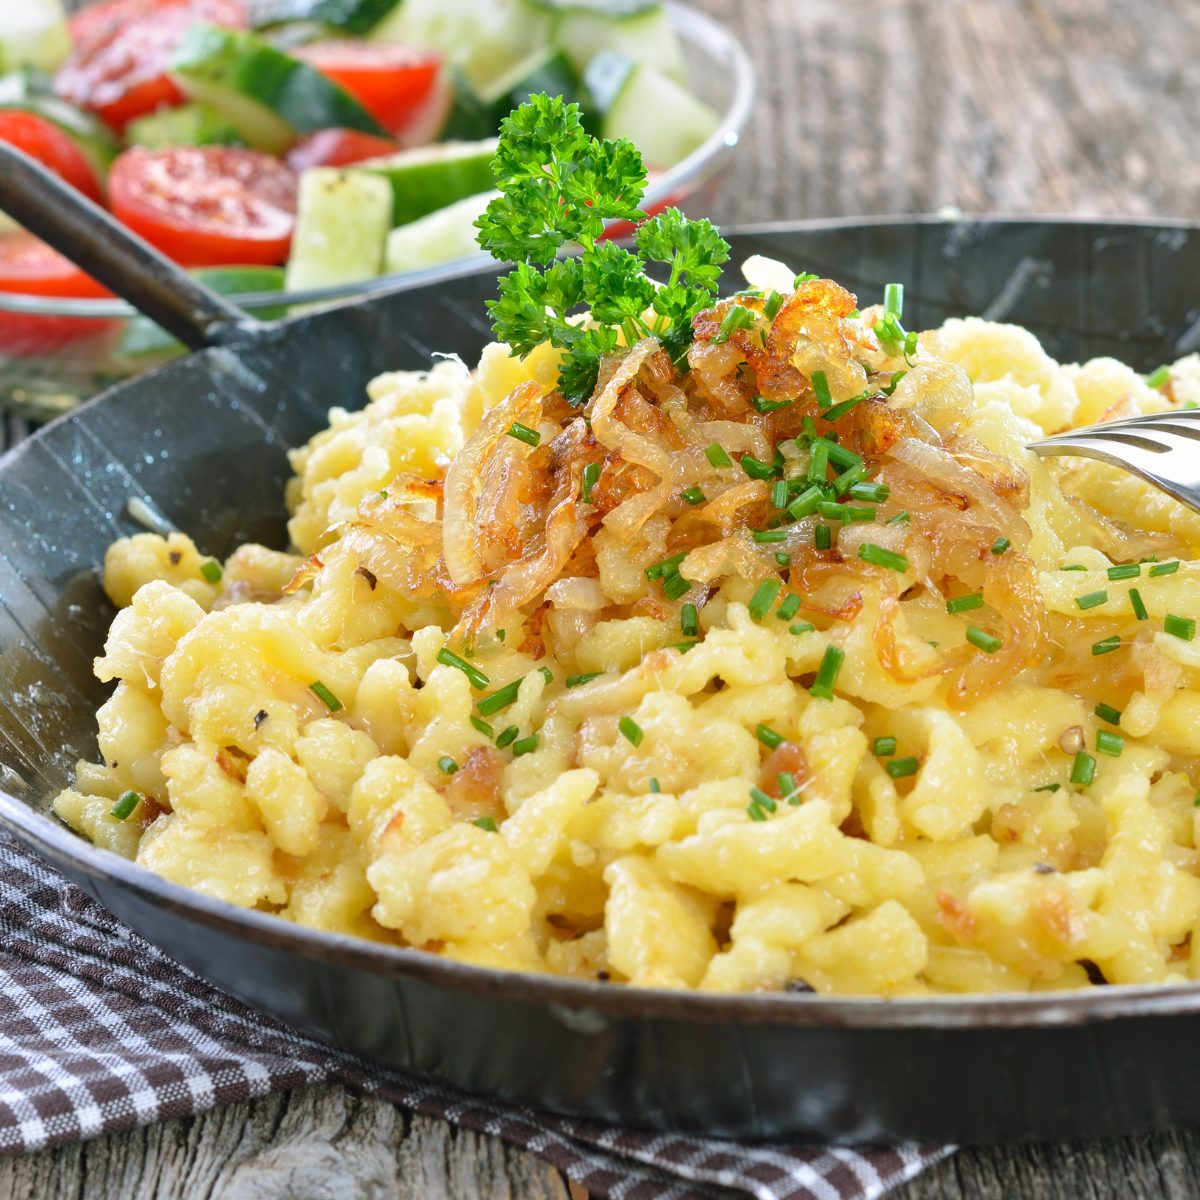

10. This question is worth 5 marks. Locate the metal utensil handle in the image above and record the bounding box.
[0,142,259,350]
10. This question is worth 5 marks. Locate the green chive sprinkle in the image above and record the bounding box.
[1094,703,1122,726]
[436,649,489,690]
[807,440,830,483]
[749,787,777,813]
[990,537,1010,555]
[771,479,790,509]
[507,421,541,447]
[478,679,521,716]
[788,485,824,520]
[753,395,795,416]
[848,481,889,503]
[681,486,707,505]
[200,559,222,584]
[1075,590,1108,610]
[645,552,687,580]
[966,626,1002,654]
[566,671,603,688]
[1149,561,1180,577]
[1129,588,1149,621]
[872,736,897,757]
[662,572,691,600]
[815,524,832,550]
[1092,636,1122,656]
[775,551,792,567]
[470,715,494,737]
[858,543,909,572]
[1070,751,1096,786]
[713,304,756,343]
[705,442,733,469]
[619,716,644,747]
[777,594,802,621]
[538,667,553,684]
[495,725,519,749]
[822,392,871,422]
[811,370,833,410]
[1035,783,1061,793]
[1146,365,1171,390]
[881,371,907,397]
[111,791,139,820]
[764,291,784,321]
[741,455,775,481]
[886,756,919,779]
[749,579,781,620]
[649,777,661,793]
[437,755,459,775]
[309,680,343,711]
[794,271,818,286]
[790,622,815,636]
[820,438,863,471]
[1165,614,1196,641]
[1107,563,1141,581]
[681,603,699,638]
[810,644,845,699]
[887,511,910,525]
[512,734,539,757]
[582,461,600,503]
[884,282,904,318]
[496,629,506,643]
[946,593,984,614]
[756,723,784,749]
[747,801,769,822]
[473,816,498,832]
[817,501,848,521]
[1060,565,1087,572]
[831,464,867,495]
[1096,730,1124,757]
[753,529,789,544]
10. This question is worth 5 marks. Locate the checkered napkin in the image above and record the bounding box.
[0,830,950,1200]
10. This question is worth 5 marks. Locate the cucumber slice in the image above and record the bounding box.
[383,190,496,275]
[169,23,386,154]
[253,0,400,35]
[0,0,71,75]
[554,4,685,84]
[441,49,580,141]
[284,167,392,291]
[585,52,717,167]
[125,103,245,150]
[355,138,497,227]
[370,0,550,93]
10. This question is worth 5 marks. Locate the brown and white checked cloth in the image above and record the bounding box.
[0,828,952,1199]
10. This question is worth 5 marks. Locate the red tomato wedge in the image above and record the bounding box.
[293,41,441,137]
[109,147,298,268]
[285,129,398,173]
[0,112,104,204]
[56,0,247,132]
[0,233,116,355]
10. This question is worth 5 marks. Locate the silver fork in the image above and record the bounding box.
[1028,409,1200,512]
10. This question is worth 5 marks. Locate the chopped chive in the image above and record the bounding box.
[582,461,601,503]
[1060,564,1087,572]
[990,537,1010,555]
[807,440,830,483]
[1092,635,1122,656]
[668,640,701,653]
[712,304,756,344]
[753,528,789,544]
[790,622,815,636]
[814,524,832,550]
[858,543,909,572]
[903,330,919,359]
[566,671,603,688]
[749,787,777,813]
[1129,588,1148,621]
[437,755,459,775]
[810,644,844,699]
[817,437,864,471]
[886,756,919,779]
[753,394,794,414]
[507,421,541,447]
[777,594,802,621]
[470,715,495,738]
[771,479,790,509]
[1146,365,1171,390]
[794,271,818,286]
[749,578,781,620]
[946,593,984,614]
[705,442,733,469]
[848,480,889,503]
[788,484,825,520]
[496,629,506,643]
[478,679,521,716]
[880,371,907,397]
[473,816,498,832]
[1094,703,1122,726]
[436,649,489,690]
[649,777,661,793]
[817,501,848,521]
[1075,590,1108,610]
[775,551,792,567]
[872,736,897,757]
[778,771,798,797]
[887,510,910,525]
[681,486,707,505]
[662,572,691,600]
[831,463,867,494]
[844,505,876,523]
[512,734,539,757]
[756,723,784,749]
[199,559,222,584]
[495,724,519,749]
[681,603,699,638]
[1107,563,1141,581]
[309,680,343,711]
[747,801,769,822]
[884,282,904,318]
[645,552,687,580]
[1149,561,1180,577]
[811,370,833,410]
[764,290,784,320]
[538,666,553,684]
[1165,614,1196,641]
[619,716,644,747]
[1070,751,1096,786]
[741,455,775,480]
[822,392,871,422]
[111,791,139,820]
[1034,783,1061,793]
[1095,730,1125,757]
[966,626,1002,654]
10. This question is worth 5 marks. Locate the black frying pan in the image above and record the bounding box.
[4,143,1200,1145]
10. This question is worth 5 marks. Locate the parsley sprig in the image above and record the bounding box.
[476,94,730,406]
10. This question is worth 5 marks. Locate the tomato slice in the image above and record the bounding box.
[0,232,116,355]
[0,112,104,205]
[55,0,247,132]
[285,128,398,173]
[294,41,441,137]
[108,147,298,268]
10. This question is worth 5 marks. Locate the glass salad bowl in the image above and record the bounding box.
[0,1,754,420]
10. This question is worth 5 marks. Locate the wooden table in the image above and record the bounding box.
[5,0,1199,1195]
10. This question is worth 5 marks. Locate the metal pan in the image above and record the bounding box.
[3,144,1200,1145]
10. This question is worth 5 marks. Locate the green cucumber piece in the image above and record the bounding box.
[284,167,392,291]
[253,0,400,35]
[169,23,386,154]
[585,52,716,167]
[554,4,685,84]
[370,0,550,93]
[440,49,580,141]
[0,69,119,182]
[0,0,71,74]
[354,138,497,227]
[383,190,496,275]
[125,103,245,150]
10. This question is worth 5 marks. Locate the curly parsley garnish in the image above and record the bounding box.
[475,94,730,406]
